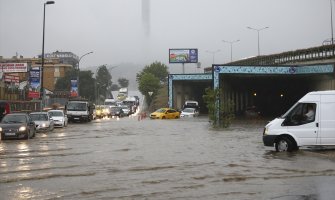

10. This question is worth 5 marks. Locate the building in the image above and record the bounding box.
[0,53,75,100]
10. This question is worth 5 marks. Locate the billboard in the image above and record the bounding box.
[169,49,198,63]
[0,63,28,73]
[28,67,41,98]
[4,74,19,87]
[70,79,78,97]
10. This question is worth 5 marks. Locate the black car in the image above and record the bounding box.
[0,113,36,140]
[110,106,124,117]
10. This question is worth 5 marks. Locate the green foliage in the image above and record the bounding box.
[136,61,169,84]
[55,68,77,90]
[203,88,235,128]
[149,85,168,112]
[110,84,120,91]
[118,78,129,88]
[79,71,95,101]
[96,65,113,99]
[138,73,160,106]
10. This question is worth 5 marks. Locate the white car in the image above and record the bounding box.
[29,112,54,132]
[180,108,199,118]
[48,110,68,128]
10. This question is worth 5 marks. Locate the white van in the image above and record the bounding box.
[263,90,335,152]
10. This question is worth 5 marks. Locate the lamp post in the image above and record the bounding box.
[247,26,269,56]
[77,51,93,96]
[330,0,334,55]
[40,1,55,110]
[222,39,240,62]
[205,49,221,64]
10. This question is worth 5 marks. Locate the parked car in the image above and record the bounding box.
[48,110,68,127]
[0,113,36,140]
[29,112,54,132]
[150,108,180,119]
[180,108,199,118]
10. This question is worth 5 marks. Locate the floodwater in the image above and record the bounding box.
[1,116,335,200]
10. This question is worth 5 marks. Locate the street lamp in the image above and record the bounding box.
[222,39,240,62]
[247,26,269,56]
[77,51,93,96]
[40,1,55,110]
[205,49,221,64]
[330,0,334,55]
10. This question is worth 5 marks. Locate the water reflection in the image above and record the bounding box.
[13,187,34,200]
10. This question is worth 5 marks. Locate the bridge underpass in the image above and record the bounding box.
[172,80,211,114]
[221,73,335,117]
[169,64,335,118]
[214,64,335,119]
[168,74,212,114]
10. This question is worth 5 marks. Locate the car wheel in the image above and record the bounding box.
[162,116,166,119]
[175,116,179,119]
[275,137,297,152]
[25,131,30,140]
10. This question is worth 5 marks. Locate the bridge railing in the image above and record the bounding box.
[227,44,335,66]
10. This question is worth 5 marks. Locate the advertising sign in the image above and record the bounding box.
[169,49,198,63]
[0,63,28,73]
[70,79,78,97]
[28,67,41,98]
[4,74,19,86]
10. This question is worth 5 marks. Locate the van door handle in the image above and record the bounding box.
[316,123,319,127]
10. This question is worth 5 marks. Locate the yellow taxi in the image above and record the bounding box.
[150,108,180,119]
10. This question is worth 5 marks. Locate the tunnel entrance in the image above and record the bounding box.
[214,64,335,118]
[168,74,212,114]
[173,80,211,114]
[221,74,323,117]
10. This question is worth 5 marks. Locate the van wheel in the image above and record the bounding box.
[275,137,296,152]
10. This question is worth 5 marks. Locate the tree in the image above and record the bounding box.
[149,85,168,112]
[78,70,95,101]
[136,61,169,84]
[203,88,234,128]
[96,65,112,99]
[55,68,77,91]
[110,84,120,91]
[118,78,129,88]
[138,73,160,106]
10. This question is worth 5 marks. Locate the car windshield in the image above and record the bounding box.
[111,107,121,111]
[30,114,48,121]
[67,102,87,111]
[1,115,27,123]
[183,108,195,113]
[49,111,63,117]
[155,108,167,113]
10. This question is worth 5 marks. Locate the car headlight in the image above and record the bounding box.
[0,127,2,132]
[42,123,46,127]
[19,126,27,132]
[263,127,268,135]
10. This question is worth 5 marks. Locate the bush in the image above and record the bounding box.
[203,88,234,128]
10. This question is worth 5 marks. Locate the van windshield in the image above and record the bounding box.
[281,102,298,118]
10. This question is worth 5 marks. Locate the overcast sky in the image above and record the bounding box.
[0,0,331,74]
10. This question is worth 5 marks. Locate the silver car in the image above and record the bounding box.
[180,108,199,118]
[48,110,68,128]
[29,112,54,132]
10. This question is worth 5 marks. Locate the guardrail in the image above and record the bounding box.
[227,44,335,66]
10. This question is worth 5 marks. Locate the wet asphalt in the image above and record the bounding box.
[1,116,335,200]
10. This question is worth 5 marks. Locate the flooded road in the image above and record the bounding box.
[1,116,335,200]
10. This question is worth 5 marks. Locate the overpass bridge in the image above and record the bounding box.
[169,44,335,117]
